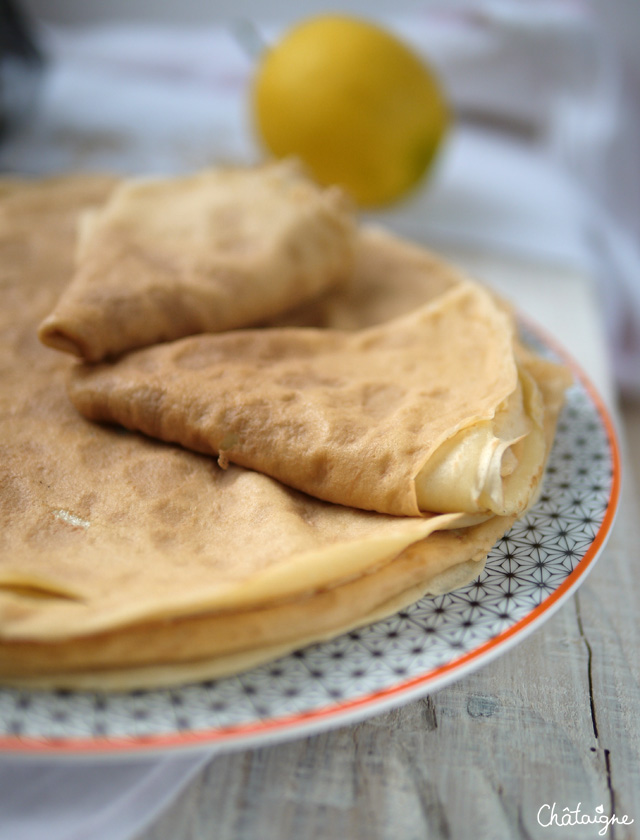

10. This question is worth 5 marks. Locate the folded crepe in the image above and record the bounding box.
[68,281,547,518]
[37,160,355,362]
[0,175,570,690]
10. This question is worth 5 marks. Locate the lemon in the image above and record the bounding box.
[252,15,449,208]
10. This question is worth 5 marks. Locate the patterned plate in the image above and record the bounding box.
[0,329,620,756]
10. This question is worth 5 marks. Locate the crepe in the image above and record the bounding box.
[0,514,514,690]
[68,281,545,517]
[272,224,467,329]
[0,175,570,690]
[37,160,355,362]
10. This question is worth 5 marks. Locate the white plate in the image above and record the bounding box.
[0,328,620,756]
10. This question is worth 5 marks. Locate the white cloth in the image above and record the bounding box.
[0,3,636,839]
[0,752,212,840]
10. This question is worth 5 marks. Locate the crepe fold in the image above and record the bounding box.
[68,281,545,518]
[0,175,570,690]
[37,160,355,362]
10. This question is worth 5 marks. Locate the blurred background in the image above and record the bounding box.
[2,0,640,485]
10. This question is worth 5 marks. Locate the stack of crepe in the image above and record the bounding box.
[0,163,571,691]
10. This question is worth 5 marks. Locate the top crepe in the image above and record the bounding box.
[37,160,355,361]
[68,280,546,518]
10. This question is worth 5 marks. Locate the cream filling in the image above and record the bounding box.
[415,366,546,515]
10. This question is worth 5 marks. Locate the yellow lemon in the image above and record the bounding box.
[252,15,450,208]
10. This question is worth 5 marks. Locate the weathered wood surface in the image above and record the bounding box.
[139,418,640,840]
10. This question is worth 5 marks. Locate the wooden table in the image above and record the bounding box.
[138,252,640,840]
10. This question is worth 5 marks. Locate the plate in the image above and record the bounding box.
[0,329,620,756]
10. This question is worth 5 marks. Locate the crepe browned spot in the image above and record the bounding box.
[37,160,355,362]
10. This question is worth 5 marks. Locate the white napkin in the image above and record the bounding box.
[0,4,637,839]
[0,752,212,840]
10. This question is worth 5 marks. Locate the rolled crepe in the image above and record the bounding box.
[37,160,355,361]
[68,281,548,517]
